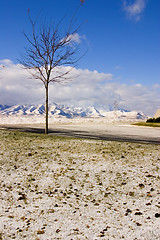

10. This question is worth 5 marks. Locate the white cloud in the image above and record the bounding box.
[123,0,147,21]
[0,59,159,116]
[67,33,81,44]
[61,33,86,48]
[113,83,160,115]
[0,59,13,66]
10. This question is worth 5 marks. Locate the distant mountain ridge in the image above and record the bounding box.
[0,104,11,111]
[0,103,147,120]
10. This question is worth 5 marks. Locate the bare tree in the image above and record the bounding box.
[20,3,85,134]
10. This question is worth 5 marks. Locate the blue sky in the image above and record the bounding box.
[0,0,160,115]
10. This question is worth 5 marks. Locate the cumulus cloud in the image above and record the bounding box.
[0,59,44,104]
[0,59,159,116]
[112,83,160,115]
[123,0,148,21]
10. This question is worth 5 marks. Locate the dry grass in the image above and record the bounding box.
[0,130,160,239]
[133,122,160,128]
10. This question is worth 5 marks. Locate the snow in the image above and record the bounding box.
[0,103,147,121]
[0,129,160,239]
[0,112,147,125]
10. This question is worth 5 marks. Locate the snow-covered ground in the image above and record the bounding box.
[0,114,146,125]
[0,130,160,239]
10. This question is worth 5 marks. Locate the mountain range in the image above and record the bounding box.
[0,103,147,120]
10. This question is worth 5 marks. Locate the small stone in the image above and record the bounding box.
[73,228,79,232]
[129,192,134,197]
[139,183,145,188]
[99,233,105,237]
[37,230,45,234]
[146,174,154,177]
[56,229,61,233]
[104,192,111,197]
[155,213,160,218]
[121,182,126,185]
[126,208,132,213]
[18,193,27,201]
[136,222,142,226]
[147,193,152,197]
[103,227,108,232]
[146,202,151,205]
[94,202,99,206]
[135,212,142,215]
[125,208,132,215]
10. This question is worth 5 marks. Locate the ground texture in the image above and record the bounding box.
[0,130,160,240]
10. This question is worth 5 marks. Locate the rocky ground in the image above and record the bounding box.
[0,129,160,240]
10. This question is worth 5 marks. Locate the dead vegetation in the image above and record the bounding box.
[0,130,160,239]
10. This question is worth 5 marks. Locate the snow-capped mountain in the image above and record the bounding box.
[0,104,11,111]
[0,103,147,120]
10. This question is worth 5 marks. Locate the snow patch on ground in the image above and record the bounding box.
[0,130,160,239]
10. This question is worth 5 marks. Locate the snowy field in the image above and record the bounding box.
[0,129,160,240]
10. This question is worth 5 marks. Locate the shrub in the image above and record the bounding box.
[155,117,160,123]
[146,117,160,123]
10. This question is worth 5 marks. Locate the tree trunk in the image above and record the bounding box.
[45,83,49,134]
